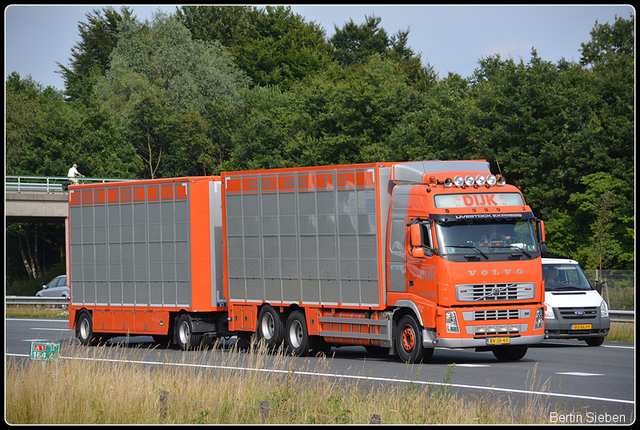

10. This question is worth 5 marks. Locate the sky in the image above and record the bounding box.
[4,4,634,91]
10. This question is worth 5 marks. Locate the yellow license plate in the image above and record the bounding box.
[571,324,592,330]
[486,337,511,345]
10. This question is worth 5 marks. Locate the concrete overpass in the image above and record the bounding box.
[5,176,133,224]
[6,191,68,223]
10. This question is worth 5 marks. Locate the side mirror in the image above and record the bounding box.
[536,219,547,254]
[595,281,603,295]
[410,223,422,248]
[409,223,425,258]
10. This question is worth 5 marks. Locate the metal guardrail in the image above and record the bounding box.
[5,175,134,193]
[6,296,70,306]
[610,310,634,322]
[4,296,635,322]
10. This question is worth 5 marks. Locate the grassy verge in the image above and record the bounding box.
[7,341,557,425]
[6,305,69,319]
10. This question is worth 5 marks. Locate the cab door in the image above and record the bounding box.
[406,221,437,300]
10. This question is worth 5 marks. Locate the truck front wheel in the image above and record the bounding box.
[285,311,310,356]
[395,314,433,363]
[492,345,528,361]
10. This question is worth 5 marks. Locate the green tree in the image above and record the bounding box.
[330,14,389,67]
[95,12,249,121]
[57,6,135,103]
[569,173,633,270]
[178,5,332,90]
[94,11,250,178]
[579,14,634,68]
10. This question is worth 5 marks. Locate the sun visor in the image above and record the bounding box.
[390,160,491,185]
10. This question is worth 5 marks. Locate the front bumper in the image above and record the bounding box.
[544,317,610,339]
[424,331,545,348]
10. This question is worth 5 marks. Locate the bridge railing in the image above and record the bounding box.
[5,175,134,193]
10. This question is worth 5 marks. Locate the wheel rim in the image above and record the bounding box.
[261,312,275,340]
[401,325,415,352]
[80,317,90,340]
[289,320,303,348]
[179,321,190,345]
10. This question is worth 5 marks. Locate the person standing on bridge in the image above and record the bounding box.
[67,163,85,185]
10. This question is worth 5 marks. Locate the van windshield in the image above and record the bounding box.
[543,264,593,291]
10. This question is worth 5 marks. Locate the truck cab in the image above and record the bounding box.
[542,258,610,346]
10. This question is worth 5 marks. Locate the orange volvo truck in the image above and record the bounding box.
[68,160,546,362]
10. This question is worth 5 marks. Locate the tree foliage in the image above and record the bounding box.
[178,5,332,90]
[57,6,135,104]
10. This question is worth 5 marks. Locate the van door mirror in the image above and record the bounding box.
[595,281,603,294]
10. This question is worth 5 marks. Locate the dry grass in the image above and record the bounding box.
[6,341,556,425]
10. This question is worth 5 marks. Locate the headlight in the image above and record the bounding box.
[534,308,544,330]
[486,174,497,186]
[464,175,475,187]
[543,303,555,319]
[445,311,460,333]
[475,174,486,186]
[600,300,609,318]
[453,175,464,187]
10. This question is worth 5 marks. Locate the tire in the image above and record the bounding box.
[76,311,103,346]
[395,314,433,363]
[236,331,255,350]
[152,335,172,347]
[585,336,605,347]
[492,345,528,361]
[257,305,285,349]
[309,336,332,356]
[365,345,388,355]
[285,311,311,356]
[174,314,202,350]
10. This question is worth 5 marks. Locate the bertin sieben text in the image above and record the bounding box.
[550,411,627,424]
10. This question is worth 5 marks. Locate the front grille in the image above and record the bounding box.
[472,309,521,321]
[456,283,535,302]
[558,307,598,320]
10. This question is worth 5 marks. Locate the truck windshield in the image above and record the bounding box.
[435,218,538,259]
[543,264,593,291]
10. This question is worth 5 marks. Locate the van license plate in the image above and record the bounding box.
[486,337,510,345]
[571,324,592,330]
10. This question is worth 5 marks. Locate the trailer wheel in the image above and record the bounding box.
[395,314,432,363]
[76,310,100,346]
[175,314,202,350]
[257,305,284,349]
[492,345,528,361]
[285,311,310,356]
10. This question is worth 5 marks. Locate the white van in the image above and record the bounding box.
[542,258,610,346]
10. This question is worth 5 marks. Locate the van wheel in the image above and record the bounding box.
[285,311,310,356]
[76,311,101,346]
[257,305,284,349]
[492,345,528,361]
[585,337,605,347]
